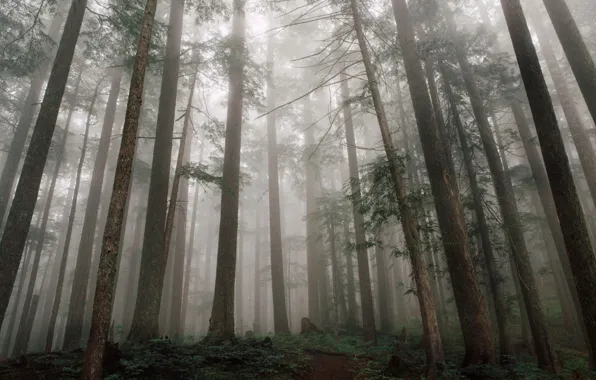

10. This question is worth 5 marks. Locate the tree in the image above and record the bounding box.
[540,0,596,125]
[45,73,102,352]
[499,0,596,370]
[0,0,69,224]
[350,0,444,371]
[0,0,88,326]
[266,26,291,334]
[81,0,159,376]
[206,0,246,343]
[128,0,186,341]
[62,61,123,349]
[390,0,496,366]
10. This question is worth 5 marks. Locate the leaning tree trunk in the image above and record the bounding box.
[529,14,596,206]
[128,0,186,342]
[45,77,99,352]
[266,32,291,334]
[500,0,596,370]
[540,0,596,125]
[338,66,377,344]
[0,0,88,326]
[81,0,158,376]
[167,73,197,340]
[439,61,512,360]
[12,69,83,356]
[63,64,123,350]
[440,3,558,370]
[389,0,495,366]
[351,0,443,373]
[206,0,246,343]
[0,0,69,224]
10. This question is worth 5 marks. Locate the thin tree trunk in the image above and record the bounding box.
[440,4,558,370]
[440,62,512,359]
[181,183,200,335]
[206,0,246,343]
[235,209,245,335]
[304,99,321,327]
[81,0,157,375]
[45,78,99,352]
[128,0,186,342]
[499,2,596,369]
[122,196,146,335]
[167,73,196,340]
[338,66,376,344]
[352,0,444,372]
[0,0,88,327]
[0,0,69,224]
[530,14,596,205]
[1,215,39,355]
[253,208,261,334]
[266,28,291,335]
[63,65,123,350]
[13,70,82,356]
[540,0,596,125]
[390,0,494,366]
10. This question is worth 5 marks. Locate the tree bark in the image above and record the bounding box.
[81,0,157,376]
[304,98,321,327]
[390,0,495,366]
[440,4,558,370]
[439,62,512,359]
[181,182,200,335]
[12,69,83,355]
[338,65,376,344]
[266,33,291,334]
[128,0,186,342]
[206,0,246,343]
[253,208,262,334]
[499,0,596,369]
[540,0,596,125]
[0,0,88,327]
[0,0,69,225]
[352,0,444,372]
[167,73,196,340]
[529,14,596,206]
[63,64,123,349]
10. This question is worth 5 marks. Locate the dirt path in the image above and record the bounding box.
[300,350,365,380]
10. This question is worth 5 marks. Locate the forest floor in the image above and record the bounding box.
[0,322,593,379]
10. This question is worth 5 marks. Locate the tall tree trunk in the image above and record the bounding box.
[540,0,596,125]
[122,197,147,335]
[1,211,40,355]
[499,0,596,369]
[12,69,82,355]
[0,0,88,326]
[235,210,245,335]
[167,74,196,340]
[338,67,376,344]
[81,0,157,375]
[206,0,246,343]
[0,0,69,224]
[201,201,216,334]
[352,0,444,371]
[440,62,512,359]
[529,14,596,205]
[63,65,123,349]
[374,238,391,333]
[390,0,495,366]
[181,183,200,335]
[266,31,291,335]
[304,99,321,327]
[129,0,186,342]
[440,4,558,370]
[253,208,261,334]
[45,78,98,352]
